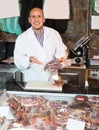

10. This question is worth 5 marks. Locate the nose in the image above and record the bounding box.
[35,16,39,21]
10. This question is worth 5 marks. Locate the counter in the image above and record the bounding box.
[0,63,98,94]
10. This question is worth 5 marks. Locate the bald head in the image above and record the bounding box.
[29,8,44,18]
[28,8,45,33]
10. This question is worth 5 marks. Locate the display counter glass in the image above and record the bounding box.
[0,64,19,89]
[0,91,99,130]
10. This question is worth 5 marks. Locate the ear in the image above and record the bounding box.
[43,17,45,23]
[28,17,31,24]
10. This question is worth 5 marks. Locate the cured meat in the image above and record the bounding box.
[6,95,99,130]
[44,59,64,71]
[75,95,88,102]
[69,101,91,111]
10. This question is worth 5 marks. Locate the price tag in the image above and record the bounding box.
[66,118,85,130]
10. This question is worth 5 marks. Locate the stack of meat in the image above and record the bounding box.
[44,59,64,71]
[5,95,99,130]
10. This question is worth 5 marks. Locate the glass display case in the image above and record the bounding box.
[0,64,20,90]
[0,91,99,130]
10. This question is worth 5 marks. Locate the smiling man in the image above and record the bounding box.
[14,8,68,82]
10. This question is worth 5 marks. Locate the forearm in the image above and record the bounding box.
[29,56,42,64]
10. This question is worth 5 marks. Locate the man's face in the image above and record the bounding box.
[28,8,45,31]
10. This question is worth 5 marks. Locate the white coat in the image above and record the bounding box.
[14,26,67,82]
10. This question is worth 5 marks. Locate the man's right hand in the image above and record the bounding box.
[29,56,42,64]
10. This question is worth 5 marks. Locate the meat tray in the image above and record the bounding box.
[0,91,99,130]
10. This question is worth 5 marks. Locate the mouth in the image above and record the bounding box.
[34,21,40,25]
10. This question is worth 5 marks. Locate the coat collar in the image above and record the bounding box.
[28,26,50,39]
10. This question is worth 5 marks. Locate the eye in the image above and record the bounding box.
[38,15,41,18]
[32,15,35,18]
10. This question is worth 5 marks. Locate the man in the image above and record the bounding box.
[14,8,68,82]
